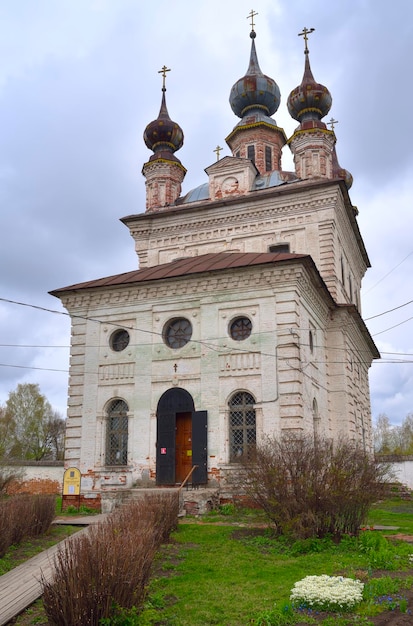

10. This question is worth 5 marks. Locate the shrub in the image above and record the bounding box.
[0,494,55,556]
[0,503,12,558]
[42,492,179,625]
[236,434,392,539]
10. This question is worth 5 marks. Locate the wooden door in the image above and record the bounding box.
[175,411,193,483]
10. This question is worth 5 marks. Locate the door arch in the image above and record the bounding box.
[156,388,207,486]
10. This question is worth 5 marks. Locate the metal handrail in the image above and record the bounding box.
[178,465,199,492]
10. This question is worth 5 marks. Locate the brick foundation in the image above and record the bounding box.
[62,493,102,511]
[7,478,60,496]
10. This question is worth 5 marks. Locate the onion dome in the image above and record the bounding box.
[287,42,332,124]
[230,30,281,119]
[144,82,184,162]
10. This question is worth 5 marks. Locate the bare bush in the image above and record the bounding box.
[29,494,56,536]
[235,434,392,539]
[42,492,179,625]
[0,494,55,556]
[0,503,12,558]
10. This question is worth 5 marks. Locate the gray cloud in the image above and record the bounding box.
[0,0,412,425]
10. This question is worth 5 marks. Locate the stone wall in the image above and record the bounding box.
[3,462,64,495]
[387,458,413,490]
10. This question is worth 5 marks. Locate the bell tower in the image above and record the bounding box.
[142,66,186,212]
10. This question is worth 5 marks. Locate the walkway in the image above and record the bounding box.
[0,516,106,626]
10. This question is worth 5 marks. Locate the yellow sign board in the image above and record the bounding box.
[63,467,81,495]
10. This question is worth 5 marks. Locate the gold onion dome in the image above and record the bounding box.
[229,29,281,119]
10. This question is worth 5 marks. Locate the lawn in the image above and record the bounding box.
[136,499,413,625]
[7,498,413,625]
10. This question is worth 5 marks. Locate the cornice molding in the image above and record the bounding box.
[59,262,319,312]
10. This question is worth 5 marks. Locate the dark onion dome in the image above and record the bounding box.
[229,30,281,119]
[144,88,184,156]
[287,50,332,123]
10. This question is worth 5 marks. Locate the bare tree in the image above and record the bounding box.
[46,411,66,460]
[374,413,413,456]
[374,414,396,453]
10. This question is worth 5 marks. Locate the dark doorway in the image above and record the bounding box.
[156,388,207,486]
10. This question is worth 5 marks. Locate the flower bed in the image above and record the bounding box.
[290,574,364,612]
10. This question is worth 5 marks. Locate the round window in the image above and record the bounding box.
[229,316,252,341]
[163,318,192,349]
[110,329,130,352]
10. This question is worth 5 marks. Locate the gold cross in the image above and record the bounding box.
[214,145,223,161]
[328,118,338,131]
[298,27,315,53]
[247,9,258,31]
[158,65,171,90]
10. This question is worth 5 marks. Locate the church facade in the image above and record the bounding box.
[51,25,379,494]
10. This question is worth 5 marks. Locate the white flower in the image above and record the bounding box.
[290,575,364,611]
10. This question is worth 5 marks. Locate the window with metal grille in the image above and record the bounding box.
[247,145,255,164]
[229,316,252,341]
[106,399,128,466]
[265,145,272,171]
[163,317,192,349]
[229,391,256,462]
[110,329,130,352]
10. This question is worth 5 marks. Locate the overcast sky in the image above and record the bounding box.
[0,0,412,426]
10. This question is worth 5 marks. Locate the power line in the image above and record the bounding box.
[2,295,412,367]
[364,298,413,321]
[372,315,413,337]
[364,250,413,294]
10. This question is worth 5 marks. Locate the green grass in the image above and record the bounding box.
[133,499,413,626]
[9,497,413,625]
[367,498,413,533]
[0,525,80,575]
[55,495,99,516]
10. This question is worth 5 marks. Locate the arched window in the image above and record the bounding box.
[247,145,255,164]
[106,399,129,466]
[229,391,256,461]
[265,145,272,171]
[312,398,320,438]
[309,329,314,354]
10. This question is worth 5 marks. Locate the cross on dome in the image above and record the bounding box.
[158,65,171,91]
[247,9,258,32]
[298,27,315,54]
[214,145,223,161]
[328,117,338,132]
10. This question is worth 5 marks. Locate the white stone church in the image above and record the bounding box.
[51,25,379,497]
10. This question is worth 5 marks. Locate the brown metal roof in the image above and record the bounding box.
[50,252,309,295]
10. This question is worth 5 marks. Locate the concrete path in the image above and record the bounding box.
[0,516,104,625]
